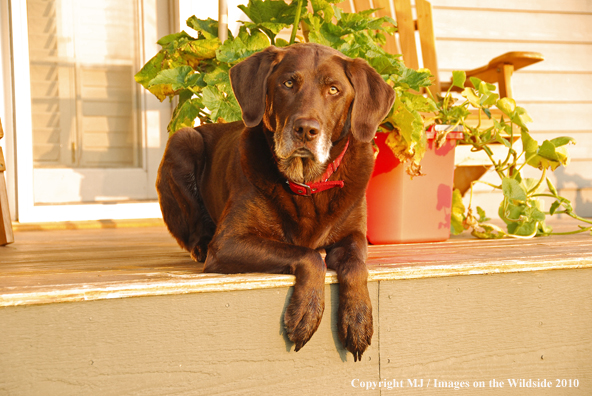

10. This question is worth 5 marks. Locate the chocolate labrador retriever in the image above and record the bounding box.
[157,43,395,361]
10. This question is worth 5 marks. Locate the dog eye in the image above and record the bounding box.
[329,86,339,95]
[283,80,294,88]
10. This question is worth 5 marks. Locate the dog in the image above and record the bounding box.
[156,43,395,361]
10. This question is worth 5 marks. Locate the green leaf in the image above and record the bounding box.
[399,91,438,113]
[497,97,516,118]
[216,28,270,64]
[203,64,231,89]
[242,21,291,37]
[469,76,483,90]
[148,65,194,91]
[550,136,576,147]
[477,80,496,95]
[526,204,546,222]
[276,38,290,47]
[462,87,481,108]
[384,96,426,164]
[392,67,433,91]
[179,38,221,62]
[238,0,307,42]
[520,130,538,155]
[201,86,242,123]
[525,138,571,171]
[549,200,561,215]
[135,52,165,89]
[471,223,506,239]
[157,31,194,46]
[450,189,466,235]
[186,17,233,40]
[135,52,181,101]
[168,98,203,135]
[451,71,466,89]
[495,133,512,148]
[546,177,558,196]
[513,106,532,129]
[476,206,490,222]
[239,0,304,25]
[310,0,335,22]
[538,221,553,236]
[502,177,527,201]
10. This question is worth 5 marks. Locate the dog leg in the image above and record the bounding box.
[325,232,373,362]
[156,128,216,262]
[204,234,326,351]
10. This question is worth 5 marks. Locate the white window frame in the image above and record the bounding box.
[8,0,171,223]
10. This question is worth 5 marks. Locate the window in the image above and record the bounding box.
[27,0,141,169]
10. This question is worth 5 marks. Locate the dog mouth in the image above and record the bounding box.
[291,147,316,159]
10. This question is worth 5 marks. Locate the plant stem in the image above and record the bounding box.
[550,227,592,236]
[290,0,304,45]
[527,168,547,194]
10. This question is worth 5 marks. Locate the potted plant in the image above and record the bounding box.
[365,75,467,244]
[432,72,592,238]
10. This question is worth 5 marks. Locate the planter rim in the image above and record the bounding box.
[425,124,463,140]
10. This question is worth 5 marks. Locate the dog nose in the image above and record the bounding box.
[293,118,320,142]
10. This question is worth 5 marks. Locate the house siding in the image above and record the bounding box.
[430,0,592,217]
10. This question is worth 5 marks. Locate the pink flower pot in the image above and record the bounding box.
[366,125,463,244]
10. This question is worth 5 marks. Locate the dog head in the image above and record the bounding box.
[230,43,395,183]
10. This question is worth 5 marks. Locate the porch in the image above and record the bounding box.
[1,219,591,395]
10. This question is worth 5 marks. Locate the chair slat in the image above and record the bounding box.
[391,0,419,70]
[415,0,440,95]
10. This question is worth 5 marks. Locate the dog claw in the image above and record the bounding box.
[284,286,325,352]
[338,298,373,362]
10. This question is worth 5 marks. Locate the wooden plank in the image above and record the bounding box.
[372,0,401,55]
[0,283,380,395]
[0,164,14,245]
[1,232,590,394]
[352,0,373,13]
[2,220,592,307]
[437,42,592,73]
[431,0,592,13]
[378,269,592,395]
[392,0,420,70]
[416,0,440,94]
[521,103,592,132]
[432,9,592,44]
[511,73,592,103]
[338,0,353,13]
[0,117,12,244]
[497,63,513,98]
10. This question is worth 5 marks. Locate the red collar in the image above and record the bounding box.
[287,139,349,196]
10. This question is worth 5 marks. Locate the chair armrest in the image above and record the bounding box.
[441,51,544,93]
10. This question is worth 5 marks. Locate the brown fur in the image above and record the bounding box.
[156,43,395,361]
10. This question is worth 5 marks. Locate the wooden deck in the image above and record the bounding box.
[1,219,592,395]
[1,218,592,306]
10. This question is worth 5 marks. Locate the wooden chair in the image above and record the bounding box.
[0,117,14,245]
[338,0,544,194]
[339,0,544,98]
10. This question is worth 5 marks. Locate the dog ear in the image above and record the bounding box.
[230,46,284,127]
[346,58,396,142]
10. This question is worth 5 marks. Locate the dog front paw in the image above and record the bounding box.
[284,286,325,351]
[338,296,373,362]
